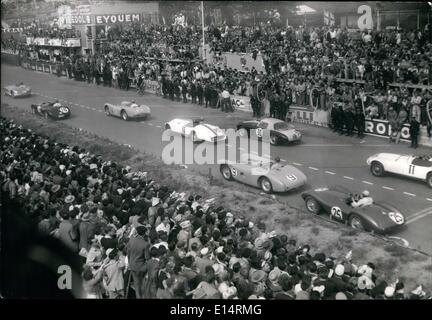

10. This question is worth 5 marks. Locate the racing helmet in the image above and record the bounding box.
[362,190,370,197]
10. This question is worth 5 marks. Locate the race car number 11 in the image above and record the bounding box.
[331,206,343,220]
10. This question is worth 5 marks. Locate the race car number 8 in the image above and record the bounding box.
[59,107,69,113]
[331,206,343,220]
[256,128,263,138]
[231,168,238,177]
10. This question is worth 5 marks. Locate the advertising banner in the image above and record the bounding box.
[95,13,141,24]
[231,95,252,112]
[71,15,92,25]
[290,106,411,141]
[48,39,63,46]
[65,39,81,47]
[223,52,266,73]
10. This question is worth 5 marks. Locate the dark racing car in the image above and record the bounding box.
[301,186,405,234]
[236,118,302,145]
[31,101,71,120]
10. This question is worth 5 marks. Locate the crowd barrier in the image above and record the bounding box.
[289,105,432,146]
[3,54,431,146]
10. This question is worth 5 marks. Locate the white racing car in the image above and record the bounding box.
[164,118,227,143]
[367,153,432,188]
[4,83,31,98]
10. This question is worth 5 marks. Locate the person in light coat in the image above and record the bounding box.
[102,248,125,299]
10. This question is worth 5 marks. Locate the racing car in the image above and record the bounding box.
[219,154,307,193]
[104,101,151,121]
[301,186,405,234]
[367,153,432,188]
[165,118,227,143]
[31,101,71,120]
[236,118,302,145]
[4,83,31,98]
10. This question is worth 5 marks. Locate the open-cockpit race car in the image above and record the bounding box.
[31,101,71,120]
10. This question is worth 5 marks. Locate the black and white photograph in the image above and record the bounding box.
[1,0,431,308]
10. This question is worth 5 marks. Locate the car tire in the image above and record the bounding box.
[220,164,233,180]
[121,110,129,121]
[427,173,432,188]
[259,177,273,193]
[238,128,248,137]
[305,196,320,214]
[270,134,278,145]
[105,106,110,116]
[370,161,385,177]
[349,215,364,231]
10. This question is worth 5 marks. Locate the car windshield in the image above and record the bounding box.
[274,122,294,131]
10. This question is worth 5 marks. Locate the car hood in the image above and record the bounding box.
[129,105,151,113]
[369,153,409,161]
[277,129,301,136]
[265,164,307,182]
[199,124,225,136]
[7,86,30,93]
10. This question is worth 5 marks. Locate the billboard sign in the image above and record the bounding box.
[95,13,141,24]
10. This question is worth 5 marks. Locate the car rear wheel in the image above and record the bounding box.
[349,215,364,230]
[121,110,129,121]
[105,106,110,116]
[220,165,233,180]
[270,134,278,145]
[259,177,273,193]
[305,196,320,214]
[427,173,432,188]
[370,161,385,177]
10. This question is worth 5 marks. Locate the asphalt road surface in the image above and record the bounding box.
[2,63,432,253]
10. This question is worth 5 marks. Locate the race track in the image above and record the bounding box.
[2,63,432,253]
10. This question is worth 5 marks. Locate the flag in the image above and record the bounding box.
[324,10,335,26]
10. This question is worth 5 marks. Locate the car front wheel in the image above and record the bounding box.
[370,161,385,177]
[305,196,320,214]
[220,165,233,180]
[349,215,364,230]
[259,177,273,193]
[121,110,129,121]
[270,134,278,145]
[427,173,432,188]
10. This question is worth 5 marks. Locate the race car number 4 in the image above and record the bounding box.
[331,206,343,220]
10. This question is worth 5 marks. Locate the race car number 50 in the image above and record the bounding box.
[331,206,343,220]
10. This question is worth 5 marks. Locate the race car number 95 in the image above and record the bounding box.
[331,206,343,220]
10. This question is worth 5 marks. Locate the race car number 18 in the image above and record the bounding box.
[331,206,343,220]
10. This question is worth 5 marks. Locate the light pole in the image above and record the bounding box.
[201,1,206,61]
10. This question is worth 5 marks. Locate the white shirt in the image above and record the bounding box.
[352,197,373,208]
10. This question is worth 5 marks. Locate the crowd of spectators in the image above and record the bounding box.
[1,117,431,300]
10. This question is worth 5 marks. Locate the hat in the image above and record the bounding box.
[250,269,267,283]
[200,247,209,256]
[358,265,372,278]
[59,164,66,171]
[268,268,281,282]
[335,264,345,276]
[51,184,61,193]
[254,237,265,250]
[180,220,191,229]
[362,190,370,197]
[384,286,395,298]
[335,292,348,300]
[65,195,75,203]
